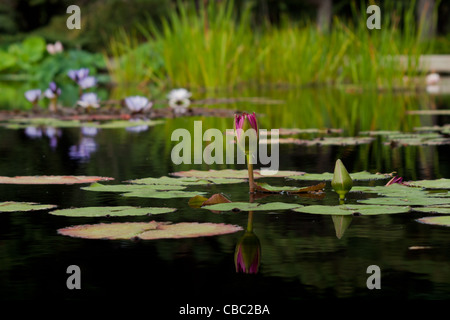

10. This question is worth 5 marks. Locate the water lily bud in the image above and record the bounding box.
[331,159,353,200]
[234,112,258,155]
[234,231,261,274]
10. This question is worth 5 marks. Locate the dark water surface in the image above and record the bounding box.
[1,88,450,307]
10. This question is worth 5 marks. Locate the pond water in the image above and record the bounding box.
[1,87,450,305]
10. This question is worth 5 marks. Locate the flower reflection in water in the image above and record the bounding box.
[25,126,43,139]
[69,137,97,161]
[234,211,261,274]
[24,126,61,149]
[125,119,149,133]
[81,126,100,137]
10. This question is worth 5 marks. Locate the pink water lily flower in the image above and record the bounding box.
[234,112,258,141]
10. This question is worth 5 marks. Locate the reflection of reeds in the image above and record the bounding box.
[110,0,434,91]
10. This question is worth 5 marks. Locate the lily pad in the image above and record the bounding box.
[358,197,450,206]
[122,190,205,199]
[351,184,430,197]
[202,202,302,212]
[0,201,57,212]
[259,137,374,146]
[292,204,410,215]
[49,206,176,217]
[287,171,391,181]
[0,175,114,184]
[417,216,450,227]
[127,176,246,185]
[81,182,186,192]
[404,179,450,189]
[413,206,450,214]
[170,169,305,179]
[254,182,326,194]
[57,221,243,240]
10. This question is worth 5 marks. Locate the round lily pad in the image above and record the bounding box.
[57,221,243,240]
[127,176,245,186]
[417,216,450,227]
[202,202,303,212]
[0,175,114,185]
[405,179,450,189]
[170,169,305,179]
[358,197,450,206]
[49,206,176,217]
[287,171,391,181]
[413,207,450,214]
[0,201,57,212]
[81,183,186,192]
[122,190,206,199]
[292,204,410,215]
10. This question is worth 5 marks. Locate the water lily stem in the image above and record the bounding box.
[247,211,254,232]
[247,154,255,193]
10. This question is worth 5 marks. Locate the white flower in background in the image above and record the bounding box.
[124,96,153,113]
[46,41,63,55]
[426,72,440,86]
[167,88,192,114]
[81,126,99,137]
[24,89,42,103]
[78,76,97,89]
[78,93,100,109]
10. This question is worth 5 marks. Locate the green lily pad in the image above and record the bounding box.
[0,201,57,212]
[292,204,410,215]
[413,206,450,214]
[259,137,374,146]
[417,216,450,227]
[57,221,243,240]
[202,202,303,212]
[88,120,164,129]
[170,169,305,179]
[49,206,176,217]
[0,175,114,185]
[81,182,186,192]
[287,171,391,181]
[405,179,450,189]
[351,184,430,198]
[127,176,245,185]
[122,190,205,199]
[359,130,401,136]
[358,197,450,206]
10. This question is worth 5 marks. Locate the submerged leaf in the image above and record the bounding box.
[49,206,176,217]
[0,201,57,212]
[292,204,410,215]
[57,221,243,240]
[254,182,325,194]
[0,175,114,185]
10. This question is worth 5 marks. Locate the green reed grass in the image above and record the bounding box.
[107,0,435,91]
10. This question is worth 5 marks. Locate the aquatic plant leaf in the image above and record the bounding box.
[127,176,245,185]
[49,206,176,217]
[358,197,450,206]
[170,169,305,179]
[254,182,325,194]
[201,193,232,206]
[417,216,450,227]
[0,175,114,184]
[0,201,57,212]
[3,118,164,129]
[188,195,209,208]
[203,202,302,212]
[413,206,450,214]
[287,171,391,181]
[57,221,243,240]
[258,128,343,136]
[359,130,401,136]
[292,205,410,215]
[81,182,186,192]
[259,137,374,146]
[404,179,450,189]
[88,120,164,129]
[122,190,205,199]
[351,184,430,198]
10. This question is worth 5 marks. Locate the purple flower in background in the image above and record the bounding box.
[44,82,61,99]
[24,89,42,103]
[78,93,100,109]
[78,76,97,89]
[68,68,90,84]
[125,96,153,113]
